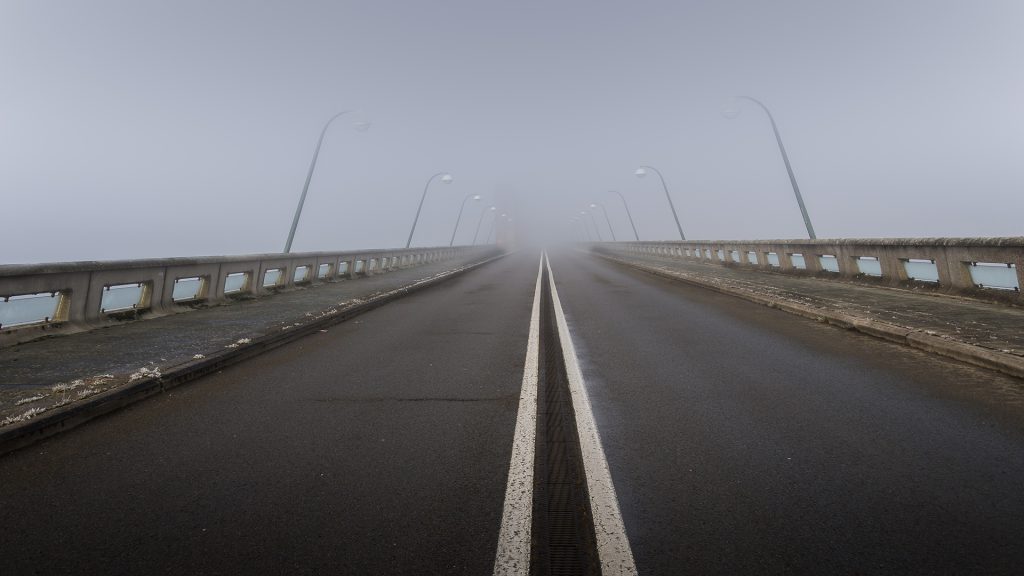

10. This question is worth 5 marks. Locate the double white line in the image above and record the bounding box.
[493,251,637,575]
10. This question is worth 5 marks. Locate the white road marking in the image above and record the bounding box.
[492,252,544,575]
[545,252,638,575]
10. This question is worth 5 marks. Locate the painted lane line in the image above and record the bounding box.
[492,252,544,575]
[544,252,638,575]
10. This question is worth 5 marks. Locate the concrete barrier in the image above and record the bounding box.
[0,246,486,346]
[594,238,1024,302]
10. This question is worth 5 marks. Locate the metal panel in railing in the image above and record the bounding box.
[593,238,1024,301]
[1,246,494,345]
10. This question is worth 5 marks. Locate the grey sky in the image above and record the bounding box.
[2,0,1021,263]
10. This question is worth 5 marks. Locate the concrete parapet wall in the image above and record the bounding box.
[594,238,1024,303]
[0,246,490,346]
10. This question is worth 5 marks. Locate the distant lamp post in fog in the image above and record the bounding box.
[571,216,592,241]
[284,110,370,253]
[589,202,616,241]
[473,205,496,245]
[578,211,597,241]
[609,190,640,241]
[724,96,816,239]
[406,172,453,248]
[580,210,603,241]
[634,165,685,241]
[485,212,507,244]
[450,194,481,246]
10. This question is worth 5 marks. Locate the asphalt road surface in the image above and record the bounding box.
[2,248,1024,575]
[547,249,1024,575]
[0,251,539,575]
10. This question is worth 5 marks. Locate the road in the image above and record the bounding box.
[0,252,538,575]
[2,249,1024,575]
[547,249,1024,575]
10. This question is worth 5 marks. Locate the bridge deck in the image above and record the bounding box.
[597,249,1024,374]
[0,250,498,425]
[549,249,1024,574]
[1,249,1023,574]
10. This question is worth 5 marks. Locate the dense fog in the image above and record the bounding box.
[2,0,1021,263]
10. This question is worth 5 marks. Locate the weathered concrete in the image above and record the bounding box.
[0,248,504,454]
[592,246,1024,380]
[0,246,482,346]
[601,238,1024,303]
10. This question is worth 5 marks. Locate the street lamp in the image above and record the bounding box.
[725,96,816,239]
[581,209,603,242]
[634,165,685,240]
[609,190,640,241]
[485,212,507,244]
[449,194,481,246]
[589,202,616,241]
[472,205,496,245]
[405,172,453,248]
[581,210,598,238]
[284,110,369,253]
[571,216,592,241]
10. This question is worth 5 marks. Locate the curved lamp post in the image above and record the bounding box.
[284,110,369,253]
[485,212,507,244]
[634,165,685,240]
[472,205,496,245]
[579,211,598,241]
[405,172,453,248]
[727,96,816,239]
[589,202,616,241]
[571,216,592,241]
[449,194,481,246]
[581,210,603,241]
[609,190,640,241]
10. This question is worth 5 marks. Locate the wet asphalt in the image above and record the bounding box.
[548,249,1024,575]
[0,251,540,575]
[2,249,1024,575]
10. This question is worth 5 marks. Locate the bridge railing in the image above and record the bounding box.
[595,238,1023,301]
[0,246,493,345]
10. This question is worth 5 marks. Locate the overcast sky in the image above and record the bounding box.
[2,0,1022,263]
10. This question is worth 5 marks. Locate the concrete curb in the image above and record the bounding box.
[0,252,508,457]
[594,252,1024,381]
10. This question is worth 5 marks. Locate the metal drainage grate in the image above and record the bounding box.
[531,268,600,576]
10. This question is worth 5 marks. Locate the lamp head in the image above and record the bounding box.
[721,97,742,119]
[352,120,372,132]
[472,194,481,201]
[440,173,453,184]
[589,203,598,208]
[489,206,496,211]
[634,167,647,178]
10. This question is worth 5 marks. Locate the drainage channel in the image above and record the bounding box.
[530,265,601,576]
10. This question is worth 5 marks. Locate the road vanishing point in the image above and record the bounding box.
[2,249,1023,575]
